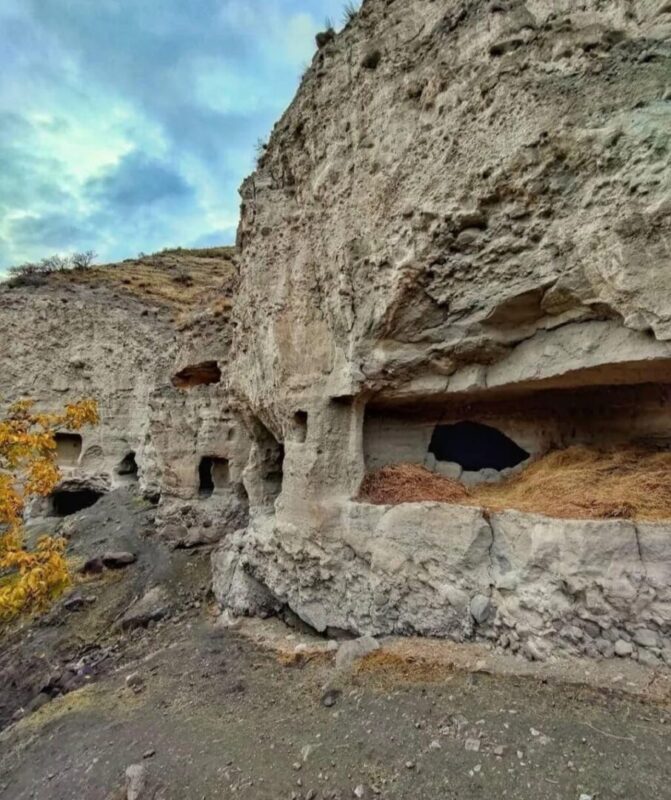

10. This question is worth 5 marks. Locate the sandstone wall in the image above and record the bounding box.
[217,0,671,662]
[0,250,249,544]
[3,0,671,663]
[214,502,671,665]
[0,281,171,491]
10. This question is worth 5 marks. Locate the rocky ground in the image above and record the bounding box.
[1,490,670,800]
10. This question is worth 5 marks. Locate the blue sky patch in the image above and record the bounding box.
[0,0,353,271]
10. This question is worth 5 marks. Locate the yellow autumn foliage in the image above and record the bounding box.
[0,398,99,622]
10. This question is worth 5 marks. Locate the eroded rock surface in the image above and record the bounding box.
[0,248,250,546]
[217,0,671,658]
[2,1,671,662]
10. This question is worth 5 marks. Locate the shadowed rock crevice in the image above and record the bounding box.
[117,451,138,478]
[51,487,104,516]
[171,361,221,389]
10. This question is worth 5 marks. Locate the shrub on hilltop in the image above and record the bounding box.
[5,251,97,288]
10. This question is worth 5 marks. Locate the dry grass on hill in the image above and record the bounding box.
[50,247,238,311]
[359,446,671,521]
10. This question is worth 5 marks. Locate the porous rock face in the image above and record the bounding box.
[217,0,671,661]
[0,250,250,546]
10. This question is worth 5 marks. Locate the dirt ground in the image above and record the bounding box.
[1,490,670,800]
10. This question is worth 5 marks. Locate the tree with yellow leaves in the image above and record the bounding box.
[0,398,99,621]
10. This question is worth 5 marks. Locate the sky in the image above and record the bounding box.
[0,0,354,273]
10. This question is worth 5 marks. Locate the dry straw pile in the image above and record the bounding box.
[359,446,671,521]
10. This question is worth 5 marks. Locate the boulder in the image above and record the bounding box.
[470,595,492,625]
[102,551,137,569]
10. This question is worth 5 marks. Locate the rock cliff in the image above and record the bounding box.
[218,0,671,663]
[0,248,250,546]
[2,0,671,665]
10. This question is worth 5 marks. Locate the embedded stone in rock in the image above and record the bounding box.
[321,688,341,708]
[63,594,86,612]
[434,461,463,480]
[595,638,615,658]
[102,551,137,569]
[171,360,221,389]
[633,628,659,648]
[523,638,549,662]
[462,468,504,487]
[470,594,492,625]
[335,636,380,669]
[125,764,147,800]
[638,649,661,667]
[211,536,281,618]
[81,556,104,575]
[120,586,171,630]
[125,673,145,692]
[614,640,634,657]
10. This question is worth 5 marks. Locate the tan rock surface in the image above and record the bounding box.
[217,0,671,658]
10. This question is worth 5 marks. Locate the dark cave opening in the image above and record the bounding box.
[172,361,221,389]
[199,456,230,497]
[117,451,138,477]
[292,411,308,443]
[51,488,103,517]
[429,421,529,472]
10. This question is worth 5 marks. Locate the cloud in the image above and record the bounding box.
[86,151,193,210]
[8,213,94,251]
[0,0,353,272]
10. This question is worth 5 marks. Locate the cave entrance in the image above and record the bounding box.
[260,436,284,504]
[429,421,529,472]
[117,451,138,477]
[172,361,221,389]
[292,411,308,444]
[199,456,230,498]
[246,418,285,508]
[54,433,82,466]
[51,488,103,517]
